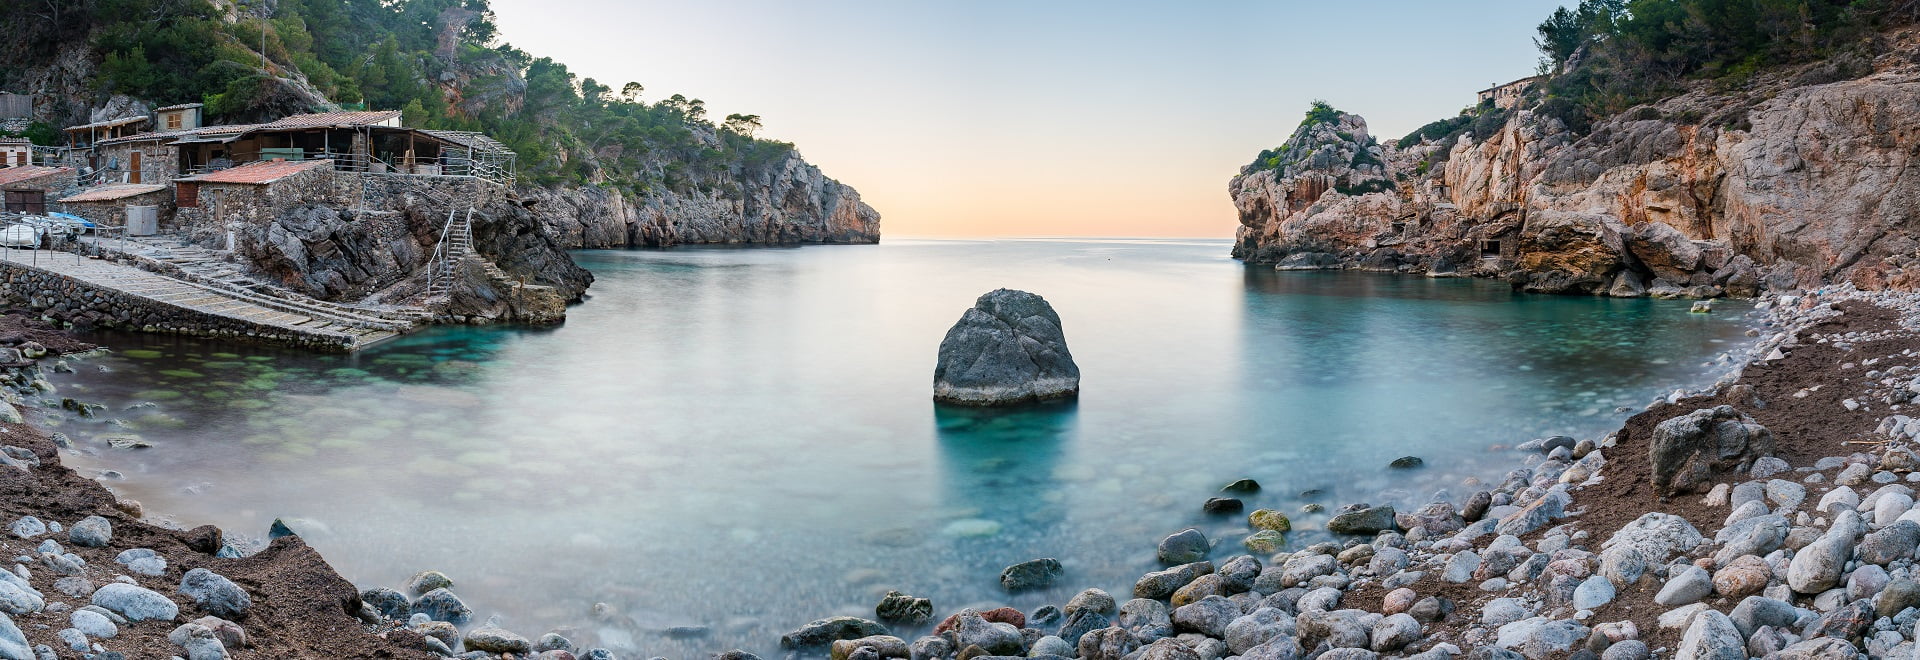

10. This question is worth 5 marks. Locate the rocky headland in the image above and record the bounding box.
[1231,28,1920,299]
[522,150,881,249]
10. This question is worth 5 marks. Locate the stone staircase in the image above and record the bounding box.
[426,206,475,297]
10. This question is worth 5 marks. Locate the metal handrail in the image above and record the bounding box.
[426,206,459,293]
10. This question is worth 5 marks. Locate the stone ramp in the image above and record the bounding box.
[0,249,399,351]
[85,236,431,327]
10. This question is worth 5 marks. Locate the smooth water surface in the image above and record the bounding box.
[47,239,1752,656]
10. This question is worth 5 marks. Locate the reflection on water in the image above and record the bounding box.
[934,402,1076,537]
[41,240,1752,657]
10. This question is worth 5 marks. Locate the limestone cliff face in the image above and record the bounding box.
[523,150,880,248]
[1232,37,1920,297]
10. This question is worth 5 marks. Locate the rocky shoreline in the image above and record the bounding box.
[0,285,1914,659]
[769,286,1920,660]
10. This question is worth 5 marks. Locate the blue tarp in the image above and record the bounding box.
[46,212,94,228]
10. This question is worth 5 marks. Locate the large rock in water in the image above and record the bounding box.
[1648,405,1774,496]
[933,289,1080,406]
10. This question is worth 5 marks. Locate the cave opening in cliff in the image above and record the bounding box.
[1480,239,1503,257]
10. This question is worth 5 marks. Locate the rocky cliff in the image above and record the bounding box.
[521,149,881,249]
[1232,32,1920,298]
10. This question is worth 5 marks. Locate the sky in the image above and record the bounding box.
[487,1,1567,238]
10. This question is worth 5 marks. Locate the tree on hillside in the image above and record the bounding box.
[1530,0,1881,126]
[1299,100,1340,127]
[723,114,762,138]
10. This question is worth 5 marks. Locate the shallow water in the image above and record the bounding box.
[46,239,1752,656]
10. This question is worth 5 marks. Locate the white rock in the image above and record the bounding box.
[1655,566,1713,607]
[1659,603,1710,630]
[1817,486,1860,514]
[1675,610,1744,660]
[1573,575,1616,609]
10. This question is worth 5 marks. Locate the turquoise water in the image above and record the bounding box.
[46,239,1751,656]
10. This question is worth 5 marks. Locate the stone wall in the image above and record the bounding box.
[95,142,175,185]
[0,259,356,351]
[172,163,344,234]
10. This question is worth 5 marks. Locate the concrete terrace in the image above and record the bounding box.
[0,249,403,350]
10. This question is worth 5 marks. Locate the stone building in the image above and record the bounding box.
[0,138,30,168]
[55,184,171,225]
[154,103,203,132]
[62,116,149,150]
[1476,76,1546,111]
[173,159,340,236]
[86,110,514,186]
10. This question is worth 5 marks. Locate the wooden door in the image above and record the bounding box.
[4,191,45,214]
[130,151,142,184]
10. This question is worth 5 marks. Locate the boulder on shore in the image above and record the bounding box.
[1648,405,1774,496]
[933,289,1080,406]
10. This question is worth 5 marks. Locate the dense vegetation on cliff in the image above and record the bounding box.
[1389,0,1914,152]
[0,0,794,195]
[1531,0,1911,129]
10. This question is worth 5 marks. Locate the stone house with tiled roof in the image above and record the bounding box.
[172,159,340,231]
[0,165,77,214]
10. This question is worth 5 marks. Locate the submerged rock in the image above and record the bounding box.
[874,591,932,623]
[932,289,1080,406]
[464,625,532,654]
[1157,529,1210,564]
[1327,505,1397,535]
[782,616,889,650]
[1001,558,1064,590]
[1221,479,1261,494]
[410,587,472,626]
[404,570,453,596]
[1202,497,1244,514]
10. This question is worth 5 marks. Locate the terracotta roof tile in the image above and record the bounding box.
[97,124,260,146]
[176,159,331,185]
[0,166,73,186]
[63,116,149,132]
[257,111,402,130]
[59,184,167,202]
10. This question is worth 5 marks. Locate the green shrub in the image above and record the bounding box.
[1299,100,1341,128]
[1468,107,1510,141]
[1350,148,1382,169]
[1396,115,1472,149]
[1535,97,1591,135]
